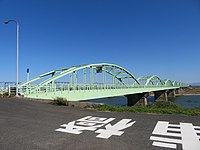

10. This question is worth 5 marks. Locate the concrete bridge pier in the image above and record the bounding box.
[175,88,183,94]
[154,90,168,102]
[126,93,148,106]
[167,89,176,97]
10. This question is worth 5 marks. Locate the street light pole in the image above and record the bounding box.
[4,20,19,97]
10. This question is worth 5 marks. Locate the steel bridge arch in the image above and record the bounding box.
[137,75,164,86]
[20,63,140,91]
[172,81,179,86]
[163,79,173,86]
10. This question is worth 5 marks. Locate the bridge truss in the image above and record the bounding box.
[19,63,187,100]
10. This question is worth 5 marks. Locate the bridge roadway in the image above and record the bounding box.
[23,84,180,104]
[0,98,199,150]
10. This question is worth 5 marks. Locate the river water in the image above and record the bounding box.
[88,95,200,108]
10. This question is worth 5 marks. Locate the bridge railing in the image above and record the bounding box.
[20,84,131,94]
[19,83,179,95]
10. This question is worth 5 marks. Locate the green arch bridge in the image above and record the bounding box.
[19,63,187,106]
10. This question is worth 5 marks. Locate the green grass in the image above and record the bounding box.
[0,92,16,97]
[51,97,69,106]
[92,101,200,116]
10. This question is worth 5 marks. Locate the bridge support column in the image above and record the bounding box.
[176,88,183,95]
[126,93,148,106]
[154,90,168,102]
[137,97,148,106]
[167,89,176,97]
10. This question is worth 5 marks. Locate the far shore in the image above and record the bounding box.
[176,94,200,96]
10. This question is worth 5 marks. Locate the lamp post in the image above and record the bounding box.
[4,20,19,97]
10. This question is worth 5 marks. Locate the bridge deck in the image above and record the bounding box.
[21,84,180,101]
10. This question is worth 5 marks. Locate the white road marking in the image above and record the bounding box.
[167,128,180,132]
[55,116,134,139]
[95,119,135,139]
[168,124,180,128]
[180,123,200,150]
[150,121,200,150]
[150,136,182,144]
[77,116,115,124]
[152,141,176,149]
[152,121,181,137]
[194,126,200,129]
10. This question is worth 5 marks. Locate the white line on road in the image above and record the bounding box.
[152,141,176,149]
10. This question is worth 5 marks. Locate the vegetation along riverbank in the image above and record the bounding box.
[91,101,200,116]
[90,86,200,116]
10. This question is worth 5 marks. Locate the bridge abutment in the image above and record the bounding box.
[126,93,148,106]
[154,90,168,102]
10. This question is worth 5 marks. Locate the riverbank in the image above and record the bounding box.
[176,94,200,96]
[91,101,200,116]
[181,86,200,94]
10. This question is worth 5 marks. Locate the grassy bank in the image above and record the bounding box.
[92,101,200,116]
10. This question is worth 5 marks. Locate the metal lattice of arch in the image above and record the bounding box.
[163,79,173,86]
[172,81,179,86]
[20,63,140,93]
[137,75,164,86]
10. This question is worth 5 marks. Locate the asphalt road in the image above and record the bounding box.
[0,98,199,150]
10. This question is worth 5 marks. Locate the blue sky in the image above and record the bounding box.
[0,0,200,83]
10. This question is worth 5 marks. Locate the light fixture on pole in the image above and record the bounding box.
[27,68,30,82]
[4,20,19,97]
